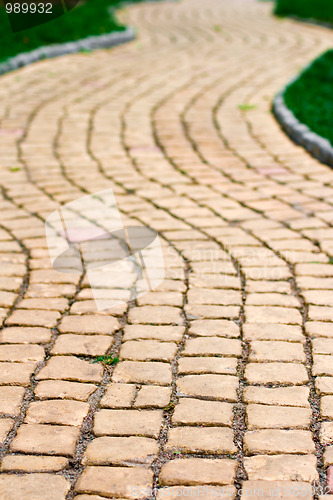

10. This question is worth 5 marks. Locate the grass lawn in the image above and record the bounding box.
[274,0,333,25]
[0,0,132,64]
[283,50,333,146]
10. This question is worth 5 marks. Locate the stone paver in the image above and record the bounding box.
[0,474,70,500]
[0,455,69,472]
[159,458,237,486]
[0,0,333,496]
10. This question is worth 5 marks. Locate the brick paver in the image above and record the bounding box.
[0,0,333,498]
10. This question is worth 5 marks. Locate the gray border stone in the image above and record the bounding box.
[0,27,136,76]
[273,85,333,167]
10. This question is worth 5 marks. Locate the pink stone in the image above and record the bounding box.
[326,465,333,493]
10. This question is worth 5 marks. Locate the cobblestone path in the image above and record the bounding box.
[1,0,333,498]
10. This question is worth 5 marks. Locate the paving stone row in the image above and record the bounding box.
[1,0,333,498]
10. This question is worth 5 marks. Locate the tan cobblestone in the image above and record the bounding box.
[30,269,79,284]
[0,418,14,442]
[178,357,237,375]
[18,298,69,311]
[128,306,182,325]
[69,300,127,316]
[243,324,304,342]
[240,481,313,499]
[189,319,240,338]
[0,386,25,415]
[245,307,302,324]
[112,361,172,385]
[35,380,96,401]
[243,387,310,407]
[0,362,36,386]
[0,327,51,344]
[188,289,241,305]
[123,325,184,342]
[246,404,311,429]
[249,341,305,362]
[308,306,333,321]
[157,280,187,293]
[185,304,240,319]
[246,281,292,293]
[244,455,318,482]
[183,337,241,357]
[99,382,138,410]
[0,277,22,292]
[244,430,315,455]
[83,436,158,465]
[244,267,291,281]
[190,275,240,291]
[137,292,183,306]
[0,474,70,500]
[312,338,333,354]
[10,424,79,456]
[70,299,124,316]
[165,426,236,454]
[321,396,333,419]
[157,486,236,499]
[323,446,333,467]
[316,377,333,396]
[303,291,333,306]
[246,294,299,307]
[100,383,136,408]
[0,291,16,307]
[0,263,26,277]
[0,344,44,362]
[93,409,163,438]
[134,386,172,408]
[172,398,234,426]
[298,277,333,290]
[74,496,117,500]
[320,422,333,444]
[51,334,113,356]
[76,288,131,301]
[119,340,177,361]
[58,315,120,334]
[0,455,69,472]
[36,356,103,383]
[313,355,333,376]
[26,283,76,298]
[25,400,89,426]
[5,309,60,328]
[295,264,333,277]
[177,374,238,401]
[245,363,308,385]
[74,466,153,498]
[159,458,237,486]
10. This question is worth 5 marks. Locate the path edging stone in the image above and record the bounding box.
[273,85,333,167]
[0,27,136,77]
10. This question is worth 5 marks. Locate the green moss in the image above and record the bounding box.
[93,355,120,366]
[283,50,333,147]
[0,0,138,65]
[274,0,333,24]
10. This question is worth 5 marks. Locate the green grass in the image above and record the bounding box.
[93,354,120,366]
[274,0,333,25]
[283,50,333,147]
[0,0,132,65]
[238,104,257,111]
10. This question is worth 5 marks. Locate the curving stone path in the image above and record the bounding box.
[1,0,333,498]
